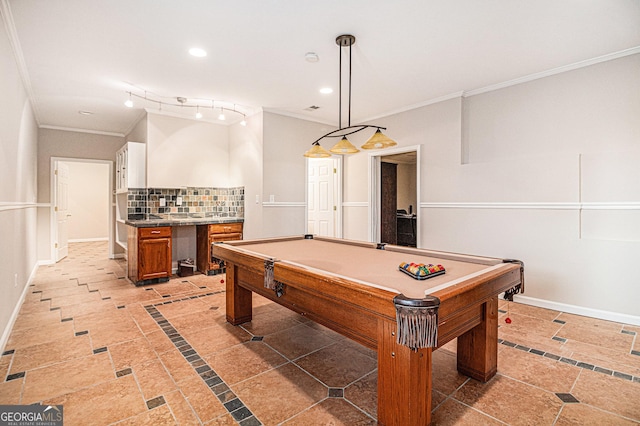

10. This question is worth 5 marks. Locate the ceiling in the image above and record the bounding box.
[4,0,640,136]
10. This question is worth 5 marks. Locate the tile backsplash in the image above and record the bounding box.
[127,187,244,219]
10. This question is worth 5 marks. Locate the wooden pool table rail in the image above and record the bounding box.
[213,236,523,425]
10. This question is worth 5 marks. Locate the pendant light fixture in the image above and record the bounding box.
[304,34,396,158]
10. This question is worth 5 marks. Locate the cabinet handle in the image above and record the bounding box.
[151,230,161,234]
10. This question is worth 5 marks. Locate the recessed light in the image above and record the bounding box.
[319,87,333,94]
[305,52,319,62]
[78,110,93,115]
[189,47,207,57]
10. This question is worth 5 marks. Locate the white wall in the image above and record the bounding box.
[0,15,39,351]
[261,112,328,238]
[229,111,264,240]
[65,161,110,241]
[146,112,229,188]
[37,128,124,261]
[341,53,640,322]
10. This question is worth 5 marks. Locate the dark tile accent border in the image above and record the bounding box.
[75,330,88,336]
[6,372,25,381]
[500,340,640,382]
[116,368,132,377]
[146,395,166,410]
[93,347,107,354]
[251,336,263,342]
[329,388,344,398]
[555,393,579,403]
[631,350,640,357]
[552,336,567,343]
[2,350,15,356]
[553,319,566,324]
[621,330,636,336]
[61,317,73,322]
[144,298,262,425]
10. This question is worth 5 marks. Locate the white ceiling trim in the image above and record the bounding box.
[364,92,466,123]
[262,107,335,126]
[121,109,147,139]
[0,0,40,126]
[269,46,640,127]
[39,124,124,138]
[464,46,640,97]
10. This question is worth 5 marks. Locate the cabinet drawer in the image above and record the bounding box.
[210,232,242,242]
[209,222,243,234]
[139,227,172,239]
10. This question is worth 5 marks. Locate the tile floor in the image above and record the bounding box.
[1,241,639,425]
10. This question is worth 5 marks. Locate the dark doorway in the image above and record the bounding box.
[380,152,417,247]
[380,162,397,245]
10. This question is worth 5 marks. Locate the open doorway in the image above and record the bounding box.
[369,147,420,246]
[51,158,113,262]
[306,157,342,237]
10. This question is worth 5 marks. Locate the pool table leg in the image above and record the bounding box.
[377,318,432,425]
[456,295,499,382]
[225,262,253,325]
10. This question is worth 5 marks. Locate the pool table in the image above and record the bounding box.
[212,235,524,425]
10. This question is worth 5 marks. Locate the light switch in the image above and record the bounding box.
[255,195,259,204]
[269,195,275,202]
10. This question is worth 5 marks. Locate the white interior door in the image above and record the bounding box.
[55,161,70,261]
[307,158,336,237]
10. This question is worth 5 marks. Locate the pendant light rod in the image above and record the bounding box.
[338,37,342,129]
[348,36,352,127]
[304,34,397,158]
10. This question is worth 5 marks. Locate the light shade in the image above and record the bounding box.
[361,129,397,150]
[304,142,331,158]
[329,136,360,154]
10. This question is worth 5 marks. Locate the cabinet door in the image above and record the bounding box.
[139,237,171,280]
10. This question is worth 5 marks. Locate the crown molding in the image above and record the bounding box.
[39,125,124,138]
[364,92,466,123]
[1,0,41,126]
[262,107,335,126]
[121,109,147,138]
[464,46,640,97]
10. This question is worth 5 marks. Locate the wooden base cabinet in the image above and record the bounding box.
[128,226,172,285]
[196,222,243,275]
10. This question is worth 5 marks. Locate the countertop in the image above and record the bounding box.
[125,214,244,228]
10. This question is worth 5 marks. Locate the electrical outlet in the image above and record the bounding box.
[269,195,275,203]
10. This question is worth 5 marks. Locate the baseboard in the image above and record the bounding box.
[0,262,39,354]
[513,295,640,326]
[68,237,109,243]
[38,259,55,266]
